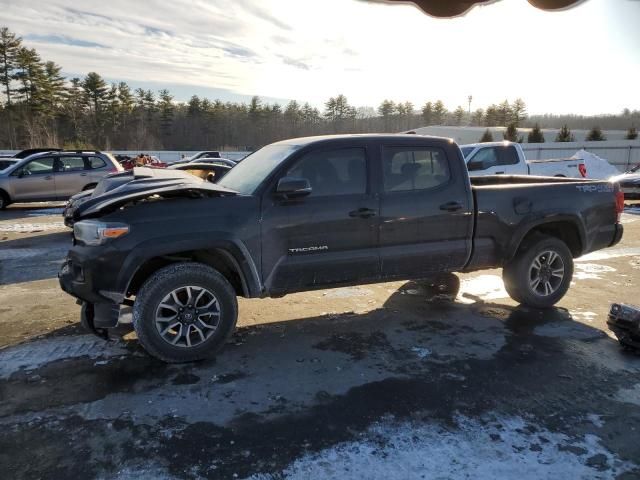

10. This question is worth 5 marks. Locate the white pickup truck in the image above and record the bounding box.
[460,141,587,178]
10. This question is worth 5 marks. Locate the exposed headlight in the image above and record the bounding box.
[74,220,129,246]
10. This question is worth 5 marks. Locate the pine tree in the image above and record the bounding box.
[527,123,545,143]
[454,105,465,126]
[432,100,447,125]
[479,129,493,142]
[378,99,395,130]
[0,27,22,148]
[503,122,518,142]
[586,126,606,141]
[626,125,638,140]
[511,98,527,126]
[421,101,433,125]
[497,99,511,126]
[484,104,498,126]
[555,124,574,142]
[471,108,484,126]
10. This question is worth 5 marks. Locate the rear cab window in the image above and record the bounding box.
[383,146,450,193]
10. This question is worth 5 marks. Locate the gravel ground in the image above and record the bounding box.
[0,202,639,479]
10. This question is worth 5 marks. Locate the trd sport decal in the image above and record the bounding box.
[288,245,329,254]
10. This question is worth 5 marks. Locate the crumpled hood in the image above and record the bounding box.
[74,167,238,220]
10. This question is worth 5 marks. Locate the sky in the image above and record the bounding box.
[1,0,639,115]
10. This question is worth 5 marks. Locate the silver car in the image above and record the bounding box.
[0,150,123,209]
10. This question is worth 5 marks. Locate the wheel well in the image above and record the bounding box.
[518,222,582,257]
[127,249,247,298]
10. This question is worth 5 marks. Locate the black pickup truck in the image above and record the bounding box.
[59,134,624,362]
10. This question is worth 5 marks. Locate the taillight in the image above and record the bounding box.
[578,164,587,178]
[615,184,624,222]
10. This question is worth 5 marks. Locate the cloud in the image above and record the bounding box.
[24,34,108,49]
[281,56,311,70]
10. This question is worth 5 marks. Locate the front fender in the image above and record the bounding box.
[117,233,262,298]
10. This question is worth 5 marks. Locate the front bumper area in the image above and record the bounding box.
[59,256,125,330]
[607,303,640,350]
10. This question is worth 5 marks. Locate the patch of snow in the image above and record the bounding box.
[411,346,431,358]
[460,274,509,301]
[0,221,66,232]
[576,247,640,262]
[0,335,129,379]
[323,287,373,299]
[586,414,605,428]
[247,414,635,480]
[615,384,640,407]
[571,150,620,180]
[573,263,616,280]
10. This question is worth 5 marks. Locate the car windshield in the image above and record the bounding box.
[460,147,475,159]
[0,159,17,171]
[217,144,300,194]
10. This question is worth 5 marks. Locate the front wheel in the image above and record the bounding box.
[502,235,573,308]
[133,262,238,362]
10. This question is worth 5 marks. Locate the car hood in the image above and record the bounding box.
[74,167,238,220]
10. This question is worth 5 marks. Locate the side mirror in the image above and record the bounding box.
[467,160,485,171]
[15,169,25,178]
[275,176,312,199]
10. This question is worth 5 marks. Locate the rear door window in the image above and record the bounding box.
[57,156,85,172]
[383,146,450,192]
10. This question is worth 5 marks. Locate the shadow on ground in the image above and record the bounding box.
[0,281,638,479]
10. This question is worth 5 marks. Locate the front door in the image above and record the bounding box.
[261,145,379,294]
[378,145,473,278]
[11,157,57,201]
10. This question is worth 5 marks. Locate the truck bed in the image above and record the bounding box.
[466,175,619,271]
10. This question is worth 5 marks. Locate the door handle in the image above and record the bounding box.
[439,201,463,212]
[80,173,88,176]
[495,171,505,174]
[349,207,377,218]
[44,175,53,180]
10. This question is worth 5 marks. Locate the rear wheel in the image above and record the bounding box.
[0,190,10,210]
[133,262,238,362]
[503,234,573,308]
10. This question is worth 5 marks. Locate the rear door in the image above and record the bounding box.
[54,155,88,199]
[260,144,379,293]
[10,157,57,201]
[378,144,473,278]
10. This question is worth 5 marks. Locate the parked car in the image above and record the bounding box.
[610,164,640,200]
[172,151,224,166]
[59,134,624,362]
[188,158,236,167]
[0,150,123,209]
[0,159,18,171]
[460,141,588,178]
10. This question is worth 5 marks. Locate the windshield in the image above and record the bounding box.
[217,144,300,194]
[460,147,475,159]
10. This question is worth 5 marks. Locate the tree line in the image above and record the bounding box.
[1,26,638,151]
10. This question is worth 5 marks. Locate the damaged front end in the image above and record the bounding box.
[59,167,239,340]
[607,303,640,352]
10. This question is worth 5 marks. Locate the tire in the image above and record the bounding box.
[502,234,573,308]
[133,262,238,363]
[0,190,10,210]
